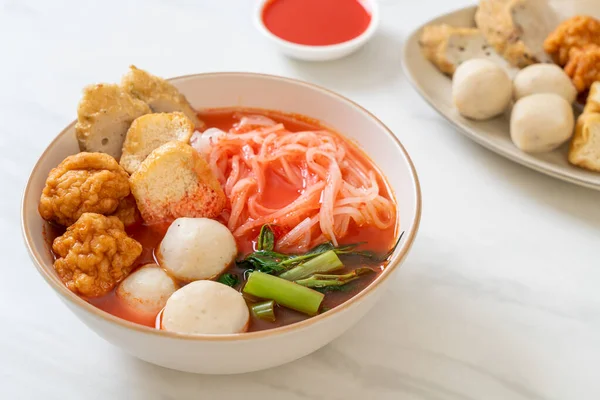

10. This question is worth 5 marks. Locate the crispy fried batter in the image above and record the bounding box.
[39,153,130,226]
[110,195,141,227]
[76,84,151,159]
[120,112,194,174]
[544,16,600,66]
[121,66,205,130]
[564,45,600,93]
[52,213,142,297]
[129,141,225,225]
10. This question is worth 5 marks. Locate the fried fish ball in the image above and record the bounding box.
[110,195,141,227]
[564,45,600,93]
[52,213,142,297]
[544,16,600,66]
[39,152,130,226]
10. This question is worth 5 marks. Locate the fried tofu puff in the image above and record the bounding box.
[39,152,130,226]
[129,141,226,225]
[52,213,142,297]
[120,112,194,174]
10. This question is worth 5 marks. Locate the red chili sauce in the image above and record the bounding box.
[262,0,372,46]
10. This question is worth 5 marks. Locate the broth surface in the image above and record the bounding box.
[48,108,397,332]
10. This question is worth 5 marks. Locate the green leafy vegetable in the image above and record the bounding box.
[279,250,344,281]
[217,273,239,287]
[237,225,404,276]
[236,251,292,274]
[257,224,275,251]
[243,271,324,316]
[295,267,374,288]
[251,300,276,322]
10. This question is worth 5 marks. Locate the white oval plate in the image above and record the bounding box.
[402,6,600,191]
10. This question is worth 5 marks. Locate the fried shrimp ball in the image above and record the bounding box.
[544,16,600,66]
[52,213,142,297]
[564,45,600,93]
[110,195,141,227]
[39,152,130,226]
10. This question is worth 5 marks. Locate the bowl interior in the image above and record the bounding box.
[23,72,421,338]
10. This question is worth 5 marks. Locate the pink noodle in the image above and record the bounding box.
[196,116,396,251]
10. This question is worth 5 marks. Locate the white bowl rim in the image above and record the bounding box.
[21,71,421,342]
[254,0,380,53]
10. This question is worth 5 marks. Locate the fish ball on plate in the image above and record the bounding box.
[157,217,237,281]
[510,93,574,153]
[513,64,577,103]
[116,264,178,315]
[161,280,249,335]
[452,59,512,120]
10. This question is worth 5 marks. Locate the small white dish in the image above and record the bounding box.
[22,72,421,374]
[254,0,379,61]
[403,6,600,191]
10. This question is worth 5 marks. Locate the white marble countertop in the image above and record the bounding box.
[2,0,600,398]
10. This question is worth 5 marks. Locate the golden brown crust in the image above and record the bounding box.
[544,16,600,67]
[52,213,142,297]
[75,84,151,159]
[563,45,600,93]
[120,112,195,174]
[569,113,600,172]
[584,82,600,114]
[419,24,480,76]
[475,0,550,67]
[129,141,225,225]
[110,195,141,227]
[121,66,205,130]
[569,82,600,171]
[39,152,130,226]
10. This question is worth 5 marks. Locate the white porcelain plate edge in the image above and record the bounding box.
[402,6,600,191]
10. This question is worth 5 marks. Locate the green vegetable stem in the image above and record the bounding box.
[251,300,276,322]
[257,224,275,251]
[279,250,343,281]
[243,271,324,316]
[295,267,374,288]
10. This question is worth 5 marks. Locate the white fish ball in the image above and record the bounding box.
[157,218,237,281]
[161,280,249,335]
[116,264,177,315]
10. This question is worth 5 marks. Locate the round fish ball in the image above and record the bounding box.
[513,64,577,103]
[452,59,512,120]
[116,264,178,315]
[157,218,237,282]
[161,280,249,335]
[510,93,574,153]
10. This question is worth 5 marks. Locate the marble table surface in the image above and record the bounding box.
[2,0,600,398]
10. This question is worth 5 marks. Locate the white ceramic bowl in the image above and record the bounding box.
[22,72,421,374]
[254,0,379,61]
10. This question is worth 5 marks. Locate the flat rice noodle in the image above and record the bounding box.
[203,120,396,251]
